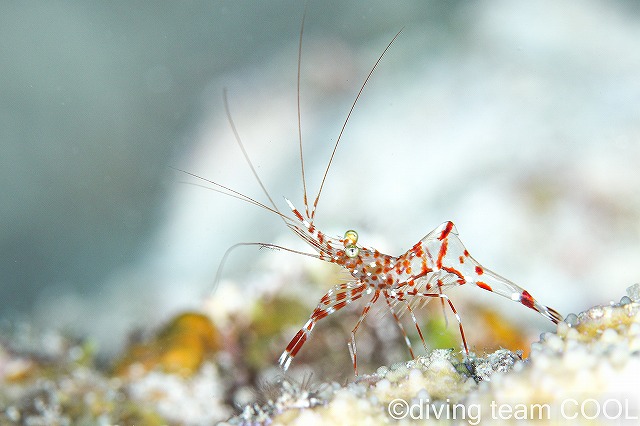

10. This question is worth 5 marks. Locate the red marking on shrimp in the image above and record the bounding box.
[286,330,305,353]
[183,11,563,376]
[333,301,347,311]
[290,333,307,357]
[520,290,536,310]
[442,266,465,284]
[312,309,328,321]
[292,208,304,222]
[439,221,454,240]
[416,266,433,278]
[477,281,493,292]
[436,239,448,268]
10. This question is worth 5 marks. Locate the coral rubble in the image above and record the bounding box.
[224,285,640,425]
[1,287,639,425]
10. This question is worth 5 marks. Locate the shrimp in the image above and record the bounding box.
[181,11,563,376]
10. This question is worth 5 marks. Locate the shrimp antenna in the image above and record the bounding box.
[223,88,282,217]
[211,241,321,296]
[170,167,296,223]
[310,28,403,221]
[297,4,310,219]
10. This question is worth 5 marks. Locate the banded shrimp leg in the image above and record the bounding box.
[280,279,428,375]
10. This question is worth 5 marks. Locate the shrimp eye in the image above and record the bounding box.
[344,229,358,245]
[345,244,359,258]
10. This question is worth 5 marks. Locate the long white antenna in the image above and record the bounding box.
[310,29,403,221]
[297,5,310,219]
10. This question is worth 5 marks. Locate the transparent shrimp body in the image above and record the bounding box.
[278,202,562,373]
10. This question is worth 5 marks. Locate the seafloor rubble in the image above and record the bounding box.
[227,285,640,425]
[1,285,638,425]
